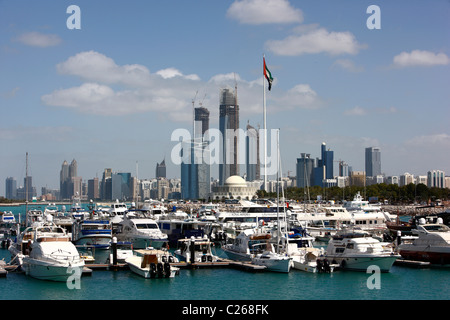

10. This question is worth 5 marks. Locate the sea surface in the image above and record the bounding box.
[1,204,449,301]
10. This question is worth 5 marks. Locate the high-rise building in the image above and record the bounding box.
[88,178,99,200]
[427,170,445,188]
[313,142,334,187]
[365,147,381,177]
[246,122,260,182]
[60,160,69,199]
[5,177,17,200]
[60,159,79,200]
[156,159,166,179]
[219,87,239,185]
[296,153,314,188]
[181,140,211,200]
[194,107,210,140]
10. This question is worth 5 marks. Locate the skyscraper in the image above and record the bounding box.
[296,153,314,188]
[219,87,239,185]
[60,160,69,199]
[5,177,17,200]
[246,122,260,182]
[365,147,381,177]
[156,159,166,178]
[194,107,210,140]
[313,142,334,187]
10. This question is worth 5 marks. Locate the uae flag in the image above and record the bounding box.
[263,57,273,91]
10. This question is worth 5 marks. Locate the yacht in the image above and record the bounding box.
[72,219,112,249]
[108,201,129,224]
[125,248,179,278]
[197,203,220,222]
[325,228,399,272]
[1,211,16,224]
[117,213,168,249]
[21,224,85,282]
[222,228,291,273]
[398,220,450,265]
[174,236,220,263]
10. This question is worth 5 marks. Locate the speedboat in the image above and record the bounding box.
[222,228,291,273]
[125,249,179,278]
[117,213,168,249]
[325,228,399,272]
[398,221,450,265]
[21,224,85,282]
[174,236,220,263]
[72,219,112,249]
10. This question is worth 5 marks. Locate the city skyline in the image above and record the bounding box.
[1,1,449,195]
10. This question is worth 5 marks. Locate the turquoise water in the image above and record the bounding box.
[1,205,449,301]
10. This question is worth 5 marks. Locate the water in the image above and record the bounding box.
[1,204,449,301]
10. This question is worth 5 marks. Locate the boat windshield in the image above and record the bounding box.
[136,223,159,230]
[423,224,450,232]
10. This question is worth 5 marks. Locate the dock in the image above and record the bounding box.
[0,261,7,278]
[394,259,430,268]
[171,259,266,272]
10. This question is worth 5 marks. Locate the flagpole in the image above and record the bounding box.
[263,54,267,192]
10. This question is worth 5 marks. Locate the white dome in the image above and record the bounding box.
[224,175,247,186]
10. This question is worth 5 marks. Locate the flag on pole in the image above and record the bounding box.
[263,57,273,91]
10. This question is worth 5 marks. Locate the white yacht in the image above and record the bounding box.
[197,203,220,222]
[108,201,129,224]
[21,224,85,282]
[325,228,399,272]
[222,228,291,273]
[72,219,112,250]
[117,213,168,249]
[174,236,220,263]
[125,249,179,278]
[1,211,16,224]
[398,220,450,265]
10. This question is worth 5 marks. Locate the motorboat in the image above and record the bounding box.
[108,201,129,224]
[21,224,85,282]
[398,220,450,265]
[117,213,168,249]
[125,249,180,278]
[222,228,292,273]
[174,236,220,263]
[72,219,112,249]
[197,203,220,222]
[284,231,337,273]
[325,228,399,272]
[1,211,16,224]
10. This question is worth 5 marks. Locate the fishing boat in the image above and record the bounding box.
[174,236,220,263]
[21,224,85,282]
[325,228,399,272]
[125,249,179,278]
[72,219,112,249]
[397,219,450,265]
[117,213,168,249]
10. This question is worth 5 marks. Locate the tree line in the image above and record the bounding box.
[257,183,450,204]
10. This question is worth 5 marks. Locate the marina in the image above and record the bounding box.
[0,202,449,301]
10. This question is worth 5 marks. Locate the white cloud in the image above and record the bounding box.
[227,0,303,25]
[393,50,449,67]
[405,133,450,146]
[344,106,367,116]
[15,31,61,47]
[266,27,366,56]
[42,51,324,121]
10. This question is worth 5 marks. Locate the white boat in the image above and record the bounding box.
[1,211,16,224]
[108,201,129,224]
[174,236,220,263]
[72,219,112,249]
[117,213,168,249]
[197,203,220,222]
[125,249,179,278]
[21,224,85,282]
[222,228,292,273]
[398,221,450,265]
[325,228,399,272]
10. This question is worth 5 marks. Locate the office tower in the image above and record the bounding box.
[5,177,17,199]
[219,87,239,185]
[365,147,381,177]
[194,107,210,140]
[246,122,260,182]
[296,153,314,188]
[60,160,69,199]
[69,159,78,178]
[313,142,334,187]
[17,176,35,200]
[156,159,166,179]
[88,178,99,200]
[181,140,211,200]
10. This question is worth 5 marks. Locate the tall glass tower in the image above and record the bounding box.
[365,147,381,177]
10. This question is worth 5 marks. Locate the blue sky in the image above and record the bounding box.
[1,0,449,194]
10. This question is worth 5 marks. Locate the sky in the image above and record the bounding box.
[0,0,449,195]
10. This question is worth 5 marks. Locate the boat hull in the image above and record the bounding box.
[222,247,251,262]
[399,247,450,265]
[327,255,399,272]
[22,258,84,282]
[253,256,291,273]
[126,256,178,278]
[123,236,167,249]
[73,235,112,249]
